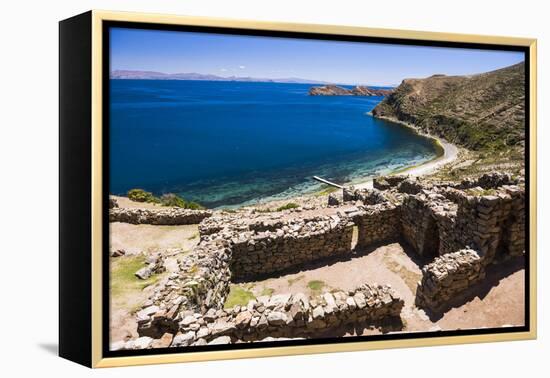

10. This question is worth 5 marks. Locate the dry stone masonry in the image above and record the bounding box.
[351,202,401,249]
[415,249,485,312]
[115,284,403,350]
[114,172,525,349]
[109,207,212,225]
[229,216,354,279]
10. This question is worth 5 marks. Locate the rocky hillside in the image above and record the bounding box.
[309,85,393,97]
[371,62,525,151]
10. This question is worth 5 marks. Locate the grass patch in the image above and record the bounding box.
[111,255,163,298]
[255,208,273,213]
[224,286,256,309]
[307,280,326,292]
[465,188,498,196]
[260,287,275,296]
[287,275,305,286]
[276,203,300,211]
[315,186,339,197]
[187,233,199,240]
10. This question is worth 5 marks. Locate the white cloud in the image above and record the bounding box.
[220,68,228,72]
[239,65,246,69]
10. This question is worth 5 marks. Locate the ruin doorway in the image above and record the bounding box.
[421,215,440,259]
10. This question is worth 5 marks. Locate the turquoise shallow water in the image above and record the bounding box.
[110,80,438,208]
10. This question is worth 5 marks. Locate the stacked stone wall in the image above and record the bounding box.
[122,172,526,347]
[109,207,212,225]
[121,284,403,349]
[415,249,485,312]
[400,183,525,263]
[401,194,457,258]
[137,238,232,338]
[351,203,401,249]
[229,216,354,279]
[443,185,525,263]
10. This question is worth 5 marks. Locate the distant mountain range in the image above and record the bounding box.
[110,70,332,84]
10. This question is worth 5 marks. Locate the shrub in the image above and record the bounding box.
[160,193,186,208]
[161,193,205,209]
[127,188,159,203]
[185,201,205,210]
[276,202,300,211]
[255,208,273,213]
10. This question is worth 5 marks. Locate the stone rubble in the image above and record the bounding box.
[116,284,403,350]
[135,253,166,280]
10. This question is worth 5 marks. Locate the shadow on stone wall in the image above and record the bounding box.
[421,255,525,322]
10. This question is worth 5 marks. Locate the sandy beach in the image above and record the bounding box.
[354,115,459,189]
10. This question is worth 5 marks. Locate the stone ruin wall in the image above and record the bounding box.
[115,172,525,347]
[445,186,525,263]
[137,237,232,338]
[347,173,525,313]
[401,195,452,258]
[415,249,486,312]
[116,283,403,350]
[131,208,409,347]
[400,183,525,264]
[109,207,212,225]
[400,180,525,312]
[229,216,354,279]
[351,204,401,249]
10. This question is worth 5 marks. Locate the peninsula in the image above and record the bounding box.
[309,84,394,96]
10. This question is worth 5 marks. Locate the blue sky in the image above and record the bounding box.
[110,27,525,86]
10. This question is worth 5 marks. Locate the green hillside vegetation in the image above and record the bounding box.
[127,189,204,209]
[372,62,525,152]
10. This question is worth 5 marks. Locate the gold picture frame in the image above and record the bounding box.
[59,10,537,368]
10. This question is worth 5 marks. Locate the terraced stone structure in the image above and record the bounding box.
[113,172,524,350]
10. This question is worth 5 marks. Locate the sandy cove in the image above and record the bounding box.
[353,115,459,190]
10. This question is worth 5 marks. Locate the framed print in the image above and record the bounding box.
[59,10,537,368]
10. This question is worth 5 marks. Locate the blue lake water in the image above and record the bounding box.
[109,80,439,208]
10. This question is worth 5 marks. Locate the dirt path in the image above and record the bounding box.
[110,223,199,255]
